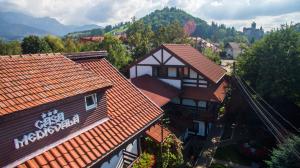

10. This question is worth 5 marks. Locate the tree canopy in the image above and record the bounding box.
[21,35,51,54]
[265,135,300,168]
[0,39,21,55]
[100,35,132,70]
[202,47,221,64]
[237,25,300,104]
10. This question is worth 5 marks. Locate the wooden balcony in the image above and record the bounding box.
[166,104,218,121]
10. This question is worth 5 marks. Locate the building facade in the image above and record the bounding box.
[0,52,163,168]
[129,44,228,140]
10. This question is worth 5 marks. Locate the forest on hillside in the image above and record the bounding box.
[66,7,247,44]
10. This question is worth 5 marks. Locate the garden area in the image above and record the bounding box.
[133,134,184,168]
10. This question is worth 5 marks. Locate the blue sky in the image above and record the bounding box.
[0,0,300,31]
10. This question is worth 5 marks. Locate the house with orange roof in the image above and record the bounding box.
[0,51,163,168]
[129,44,228,139]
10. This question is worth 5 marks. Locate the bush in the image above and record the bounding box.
[133,153,155,168]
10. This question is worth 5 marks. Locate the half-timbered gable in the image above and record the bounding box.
[129,44,228,138]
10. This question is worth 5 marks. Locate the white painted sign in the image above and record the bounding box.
[14,109,80,149]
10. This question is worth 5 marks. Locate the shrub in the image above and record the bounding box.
[133,153,155,168]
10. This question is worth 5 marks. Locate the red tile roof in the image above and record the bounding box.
[181,79,228,103]
[162,44,226,83]
[145,124,172,143]
[0,54,111,116]
[17,57,163,168]
[130,75,181,107]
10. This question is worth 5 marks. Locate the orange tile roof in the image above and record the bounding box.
[130,75,181,107]
[145,124,172,143]
[0,54,111,116]
[181,79,228,103]
[17,57,163,168]
[162,44,226,83]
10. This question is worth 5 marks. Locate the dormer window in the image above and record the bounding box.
[85,93,97,111]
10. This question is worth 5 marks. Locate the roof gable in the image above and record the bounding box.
[16,57,163,168]
[0,54,111,116]
[162,44,226,83]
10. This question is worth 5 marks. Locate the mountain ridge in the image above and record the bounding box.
[0,12,101,40]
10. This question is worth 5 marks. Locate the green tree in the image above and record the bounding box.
[21,35,51,54]
[265,135,300,168]
[64,38,79,53]
[44,35,64,52]
[100,35,132,69]
[0,39,21,55]
[202,47,221,64]
[126,20,154,59]
[154,21,191,47]
[79,42,100,52]
[237,25,300,103]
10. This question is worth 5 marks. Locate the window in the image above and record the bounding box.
[153,67,159,77]
[182,99,196,106]
[198,101,207,108]
[171,97,180,104]
[168,67,177,77]
[85,93,97,110]
[153,66,168,77]
[190,69,197,79]
[179,67,189,78]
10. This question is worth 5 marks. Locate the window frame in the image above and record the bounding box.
[85,93,97,111]
[167,67,177,77]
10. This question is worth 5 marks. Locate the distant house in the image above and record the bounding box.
[129,44,228,140]
[190,37,221,53]
[225,42,242,59]
[243,22,264,42]
[0,51,163,168]
[79,36,105,43]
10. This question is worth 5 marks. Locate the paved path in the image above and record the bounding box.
[194,117,224,168]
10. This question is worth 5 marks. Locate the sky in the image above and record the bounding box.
[0,0,300,31]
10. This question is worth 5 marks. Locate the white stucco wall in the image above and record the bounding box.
[163,49,171,63]
[153,50,162,62]
[139,56,160,65]
[165,57,185,65]
[137,65,152,77]
[130,66,136,78]
[100,139,138,168]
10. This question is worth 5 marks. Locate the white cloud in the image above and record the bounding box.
[0,0,299,30]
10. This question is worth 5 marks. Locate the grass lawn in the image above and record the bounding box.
[214,144,252,166]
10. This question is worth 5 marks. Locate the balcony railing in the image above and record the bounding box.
[167,104,218,121]
[122,150,138,168]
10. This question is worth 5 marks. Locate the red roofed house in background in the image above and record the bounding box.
[0,52,163,168]
[129,44,228,139]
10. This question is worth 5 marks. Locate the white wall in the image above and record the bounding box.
[100,150,123,168]
[159,78,181,89]
[163,49,171,63]
[139,56,160,65]
[165,57,185,66]
[100,139,138,168]
[153,50,162,62]
[137,66,152,77]
[130,66,136,78]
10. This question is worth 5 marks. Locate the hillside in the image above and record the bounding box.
[66,7,245,43]
[0,18,49,40]
[0,12,101,40]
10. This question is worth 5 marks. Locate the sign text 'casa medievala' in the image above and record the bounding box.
[14,109,80,149]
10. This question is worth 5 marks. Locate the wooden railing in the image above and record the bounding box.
[169,104,217,121]
[122,150,138,168]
